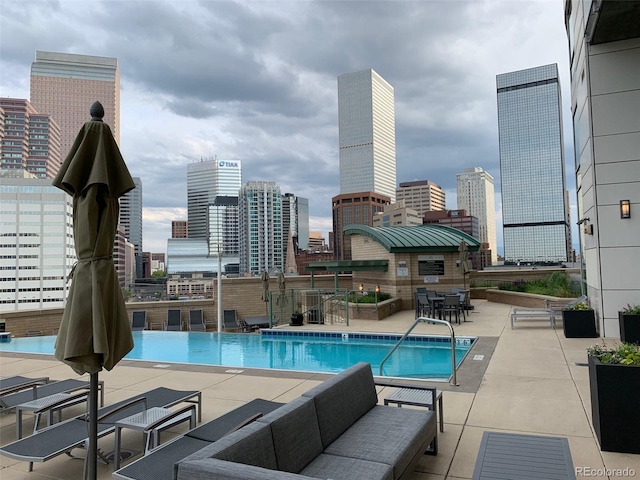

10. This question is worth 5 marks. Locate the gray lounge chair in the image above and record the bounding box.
[165,309,182,331]
[1,378,103,413]
[131,311,147,331]
[188,310,205,331]
[223,310,240,332]
[113,398,283,480]
[0,376,49,396]
[0,387,202,472]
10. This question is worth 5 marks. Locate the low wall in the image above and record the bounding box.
[0,275,350,337]
[347,298,404,321]
[486,289,575,308]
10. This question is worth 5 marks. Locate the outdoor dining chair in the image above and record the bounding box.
[440,295,462,324]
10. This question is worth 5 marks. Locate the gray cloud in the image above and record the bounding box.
[0,0,575,254]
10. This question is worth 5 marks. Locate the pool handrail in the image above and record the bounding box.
[379,316,458,386]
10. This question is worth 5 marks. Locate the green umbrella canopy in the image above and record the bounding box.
[52,110,135,376]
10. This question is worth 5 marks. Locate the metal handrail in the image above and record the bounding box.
[379,316,459,386]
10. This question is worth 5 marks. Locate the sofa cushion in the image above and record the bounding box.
[175,421,277,473]
[256,396,323,473]
[301,453,394,480]
[323,405,436,479]
[177,458,322,480]
[301,362,378,448]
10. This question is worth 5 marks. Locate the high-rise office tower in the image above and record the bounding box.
[238,181,283,275]
[282,193,310,257]
[187,158,241,240]
[497,64,570,263]
[338,69,396,200]
[119,177,143,278]
[331,191,390,261]
[0,175,76,311]
[30,51,120,158]
[564,0,640,337]
[0,98,61,178]
[395,180,446,215]
[456,167,497,263]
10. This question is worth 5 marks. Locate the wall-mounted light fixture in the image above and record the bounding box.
[620,200,631,219]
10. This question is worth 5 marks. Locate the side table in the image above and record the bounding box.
[384,387,444,432]
[16,391,89,438]
[113,404,196,470]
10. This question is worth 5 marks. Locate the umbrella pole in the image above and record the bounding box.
[86,372,98,480]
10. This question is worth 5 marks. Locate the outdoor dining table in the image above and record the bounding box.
[428,296,446,319]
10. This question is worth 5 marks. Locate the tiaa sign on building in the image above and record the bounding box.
[219,161,239,168]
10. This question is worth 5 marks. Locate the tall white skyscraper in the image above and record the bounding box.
[0,175,75,311]
[238,181,283,275]
[187,158,242,240]
[338,69,396,200]
[456,167,497,263]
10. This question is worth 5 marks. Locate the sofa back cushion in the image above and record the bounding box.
[301,362,378,448]
[256,396,323,473]
[209,421,278,469]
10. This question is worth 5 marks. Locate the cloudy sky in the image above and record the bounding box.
[0,0,575,256]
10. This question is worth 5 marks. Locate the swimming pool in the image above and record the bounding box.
[0,330,476,380]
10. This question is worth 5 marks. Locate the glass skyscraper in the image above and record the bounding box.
[497,64,570,263]
[338,69,396,201]
[119,177,143,278]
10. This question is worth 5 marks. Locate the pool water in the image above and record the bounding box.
[0,330,476,380]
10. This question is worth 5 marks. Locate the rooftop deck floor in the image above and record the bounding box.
[1,299,638,479]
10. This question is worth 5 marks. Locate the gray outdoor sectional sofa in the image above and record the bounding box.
[174,362,437,480]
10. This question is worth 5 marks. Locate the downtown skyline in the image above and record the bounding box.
[0,0,576,255]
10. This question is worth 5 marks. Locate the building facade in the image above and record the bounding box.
[282,193,310,258]
[0,176,75,312]
[238,181,283,275]
[187,158,241,240]
[171,220,188,238]
[456,167,497,263]
[331,191,390,261]
[395,180,446,215]
[372,200,423,227]
[114,225,127,288]
[564,0,640,338]
[338,69,396,201]
[497,64,570,264]
[119,176,143,278]
[0,98,61,179]
[30,51,120,158]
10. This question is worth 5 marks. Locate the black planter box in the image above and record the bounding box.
[619,312,640,344]
[290,314,304,326]
[562,310,597,338]
[588,356,640,453]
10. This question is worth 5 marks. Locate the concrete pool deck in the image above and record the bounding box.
[1,299,638,479]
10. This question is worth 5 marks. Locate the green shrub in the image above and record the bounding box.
[497,272,575,297]
[348,292,392,303]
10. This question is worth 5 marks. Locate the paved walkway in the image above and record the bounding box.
[0,300,638,479]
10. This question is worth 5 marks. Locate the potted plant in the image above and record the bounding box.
[562,301,597,338]
[618,303,640,345]
[587,342,640,453]
[290,304,303,326]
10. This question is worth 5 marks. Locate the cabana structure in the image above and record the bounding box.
[310,224,480,310]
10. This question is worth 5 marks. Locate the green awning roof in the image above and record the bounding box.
[344,224,481,253]
[307,260,388,272]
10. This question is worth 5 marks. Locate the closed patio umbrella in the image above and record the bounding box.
[275,272,288,324]
[261,271,270,315]
[52,102,135,480]
[458,240,471,290]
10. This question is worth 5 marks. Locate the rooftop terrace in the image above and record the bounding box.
[1,299,638,479]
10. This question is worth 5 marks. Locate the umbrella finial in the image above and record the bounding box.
[90,101,104,122]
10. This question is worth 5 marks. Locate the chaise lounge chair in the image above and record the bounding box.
[223,309,240,332]
[113,398,283,480]
[0,387,202,472]
[165,309,183,331]
[188,309,206,331]
[131,311,147,331]
[0,376,49,396]
[1,378,103,414]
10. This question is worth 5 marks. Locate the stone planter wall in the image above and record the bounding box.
[588,356,640,453]
[347,298,403,321]
[485,289,575,308]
